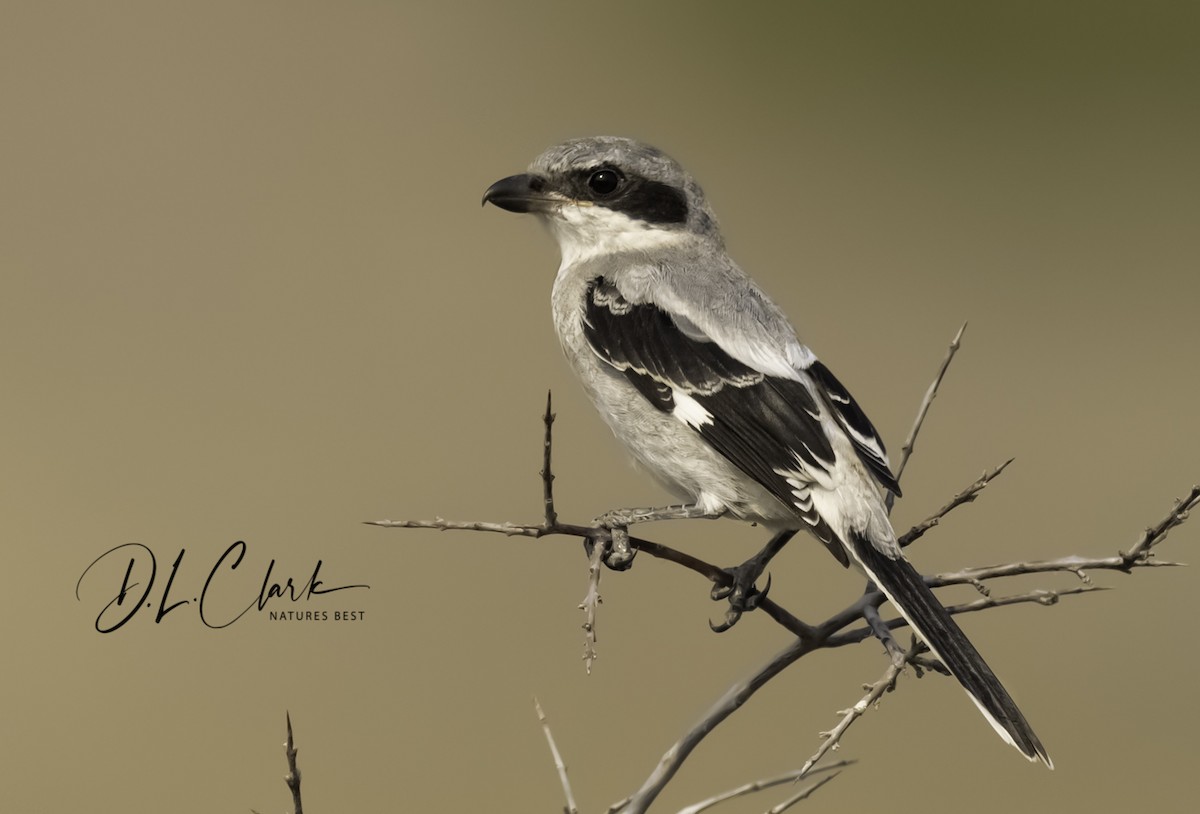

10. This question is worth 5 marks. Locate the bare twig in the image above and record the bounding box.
[944,585,1104,612]
[534,697,579,814]
[370,521,822,644]
[889,322,966,501]
[793,640,923,781]
[766,772,841,814]
[580,538,606,673]
[617,637,818,814]
[930,554,1184,591]
[674,761,854,814]
[825,585,1104,648]
[1124,485,1200,562]
[899,459,1014,548]
[863,326,967,652]
[365,516,545,536]
[543,390,559,527]
[284,712,303,814]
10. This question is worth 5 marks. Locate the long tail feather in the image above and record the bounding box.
[848,533,1052,768]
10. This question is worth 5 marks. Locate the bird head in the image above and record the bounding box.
[483,137,722,264]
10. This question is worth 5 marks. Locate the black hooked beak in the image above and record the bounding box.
[482,173,554,213]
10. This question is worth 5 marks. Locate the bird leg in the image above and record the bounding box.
[592,504,723,570]
[710,529,797,632]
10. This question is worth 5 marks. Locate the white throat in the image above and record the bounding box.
[547,204,686,269]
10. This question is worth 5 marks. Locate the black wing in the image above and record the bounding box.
[582,278,898,562]
[808,360,901,495]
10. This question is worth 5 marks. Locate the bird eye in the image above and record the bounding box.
[587,169,622,195]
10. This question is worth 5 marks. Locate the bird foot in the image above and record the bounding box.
[709,567,772,632]
[583,528,636,571]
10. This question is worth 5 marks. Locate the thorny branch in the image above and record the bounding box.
[795,639,925,782]
[887,321,966,509]
[580,536,606,673]
[252,716,305,814]
[764,772,842,814]
[370,327,1196,814]
[285,712,303,814]
[898,458,1013,548]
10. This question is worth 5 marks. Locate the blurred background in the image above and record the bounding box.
[2,1,1197,811]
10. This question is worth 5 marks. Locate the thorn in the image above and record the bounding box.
[952,321,968,346]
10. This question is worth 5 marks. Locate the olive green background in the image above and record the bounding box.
[3,2,1197,812]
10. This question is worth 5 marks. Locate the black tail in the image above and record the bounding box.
[849,533,1052,767]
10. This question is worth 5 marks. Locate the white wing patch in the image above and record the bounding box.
[671,390,714,428]
[842,423,889,464]
[783,476,819,521]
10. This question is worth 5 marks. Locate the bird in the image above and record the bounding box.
[483,136,1050,767]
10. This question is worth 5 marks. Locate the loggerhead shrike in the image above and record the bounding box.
[483,136,1050,767]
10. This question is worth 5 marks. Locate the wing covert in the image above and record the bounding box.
[582,277,859,563]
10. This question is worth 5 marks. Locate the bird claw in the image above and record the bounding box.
[585,526,636,571]
[709,609,742,633]
[709,569,771,632]
[603,543,636,571]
